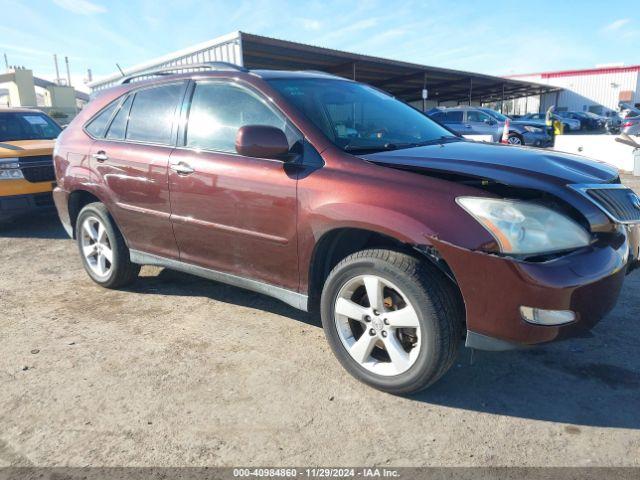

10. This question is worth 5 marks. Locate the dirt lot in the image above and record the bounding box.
[1,176,639,467]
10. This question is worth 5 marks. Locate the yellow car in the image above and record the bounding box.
[0,108,61,221]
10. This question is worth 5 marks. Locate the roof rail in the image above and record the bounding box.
[118,62,249,84]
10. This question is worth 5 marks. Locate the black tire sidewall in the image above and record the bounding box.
[321,255,446,393]
[75,204,123,287]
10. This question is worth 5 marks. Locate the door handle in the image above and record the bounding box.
[92,151,108,162]
[170,161,195,175]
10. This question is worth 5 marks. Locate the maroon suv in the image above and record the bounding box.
[53,63,640,394]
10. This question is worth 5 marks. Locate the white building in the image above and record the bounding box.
[506,64,640,115]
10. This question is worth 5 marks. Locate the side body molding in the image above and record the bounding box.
[129,250,309,311]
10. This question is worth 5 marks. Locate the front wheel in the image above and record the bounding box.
[320,249,463,394]
[507,134,523,145]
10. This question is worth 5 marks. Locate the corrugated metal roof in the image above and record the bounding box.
[89,31,557,103]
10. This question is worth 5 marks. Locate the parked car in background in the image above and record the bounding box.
[557,111,601,131]
[427,107,500,141]
[0,108,61,222]
[520,112,581,132]
[428,107,552,146]
[478,108,552,146]
[583,112,607,129]
[53,64,640,394]
[621,116,640,136]
[619,103,640,119]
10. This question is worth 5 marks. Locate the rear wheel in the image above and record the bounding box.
[76,202,140,288]
[320,249,463,394]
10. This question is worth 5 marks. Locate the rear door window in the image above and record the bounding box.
[126,83,185,145]
[443,111,463,122]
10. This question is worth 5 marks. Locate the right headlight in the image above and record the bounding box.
[456,197,591,255]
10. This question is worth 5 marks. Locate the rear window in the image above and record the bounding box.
[125,83,184,144]
[0,111,62,141]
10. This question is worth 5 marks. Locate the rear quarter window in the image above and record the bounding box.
[105,95,134,140]
[85,101,119,138]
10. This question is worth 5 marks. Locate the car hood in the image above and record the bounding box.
[362,139,618,187]
[0,139,55,158]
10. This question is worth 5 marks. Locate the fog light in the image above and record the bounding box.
[520,306,576,326]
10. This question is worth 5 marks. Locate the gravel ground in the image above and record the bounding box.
[0,175,639,467]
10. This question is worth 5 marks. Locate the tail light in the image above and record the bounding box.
[622,121,634,127]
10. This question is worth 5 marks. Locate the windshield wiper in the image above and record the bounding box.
[408,136,460,147]
[344,143,401,153]
[344,136,459,154]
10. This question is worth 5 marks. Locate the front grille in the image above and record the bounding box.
[18,155,55,183]
[576,185,640,224]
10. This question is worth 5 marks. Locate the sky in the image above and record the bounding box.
[2,0,639,93]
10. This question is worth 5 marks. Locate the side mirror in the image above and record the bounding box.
[235,125,290,160]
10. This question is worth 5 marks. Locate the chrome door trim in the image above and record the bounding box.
[129,249,308,311]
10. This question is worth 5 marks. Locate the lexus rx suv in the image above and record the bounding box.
[53,63,640,394]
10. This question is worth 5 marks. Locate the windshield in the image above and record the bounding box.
[267,78,457,152]
[0,111,62,142]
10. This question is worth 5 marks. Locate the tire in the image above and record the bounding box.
[507,134,523,145]
[75,202,140,288]
[320,249,463,395]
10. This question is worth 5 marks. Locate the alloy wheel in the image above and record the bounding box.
[334,275,421,376]
[507,136,522,145]
[80,216,113,278]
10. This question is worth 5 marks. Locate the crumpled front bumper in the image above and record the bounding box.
[433,225,639,349]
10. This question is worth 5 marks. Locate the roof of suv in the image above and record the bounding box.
[116,63,348,89]
[250,69,348,80]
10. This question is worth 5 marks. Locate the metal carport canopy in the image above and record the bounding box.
[240,32,557,104]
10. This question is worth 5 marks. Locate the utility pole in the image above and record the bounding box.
[65,56,72,87]
[53,54,61,85]
[422,72,428,112]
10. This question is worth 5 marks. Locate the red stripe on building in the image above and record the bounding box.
[507,65,640,79]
